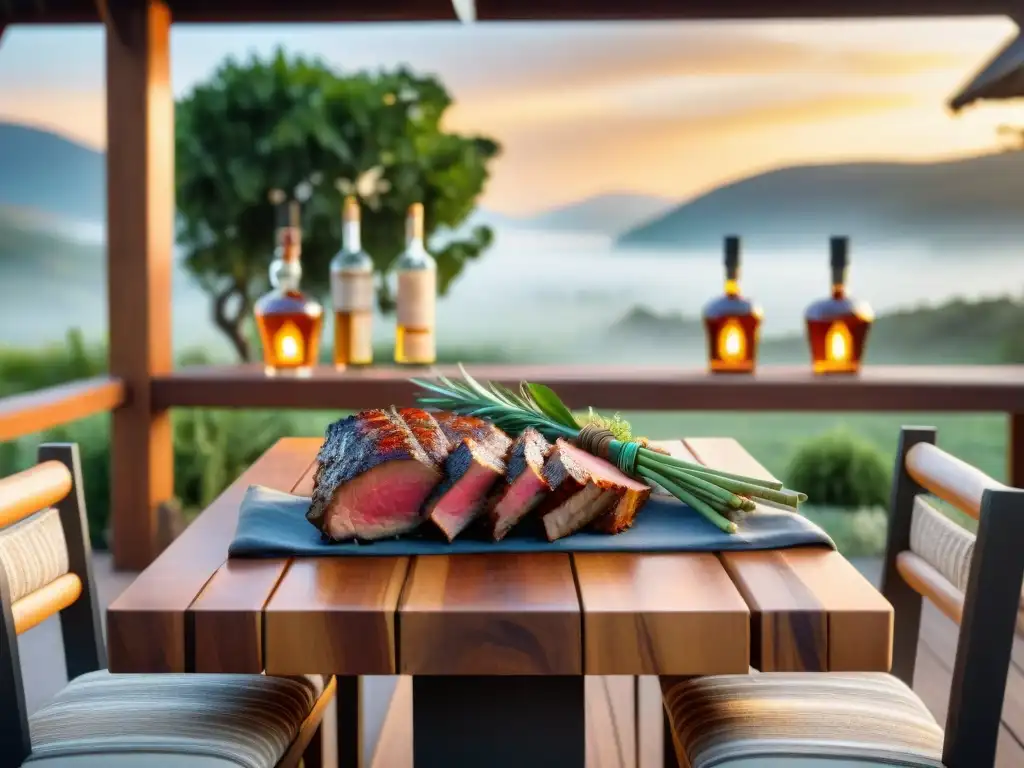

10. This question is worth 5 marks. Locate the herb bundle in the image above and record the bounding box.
[412,366,806,533]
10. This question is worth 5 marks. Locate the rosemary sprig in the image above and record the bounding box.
[410,366,806,533]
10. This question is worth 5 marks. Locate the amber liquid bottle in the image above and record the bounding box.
[330,196,374,368]
[254,203,324,376]
[804,236,874,375]
[702,236,763,373]
[394,203,436,366]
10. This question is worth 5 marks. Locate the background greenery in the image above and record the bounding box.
[0,305,1009,554]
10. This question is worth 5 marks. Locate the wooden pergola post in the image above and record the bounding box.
[105,0,174,570]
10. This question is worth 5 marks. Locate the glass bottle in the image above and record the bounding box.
[804,236,874,375]
[253,201,323,376]
[393,203,436,365]
[702,236,763,373]
[330,196,374,369]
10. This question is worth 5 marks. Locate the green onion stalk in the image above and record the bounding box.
[411,366,806,534]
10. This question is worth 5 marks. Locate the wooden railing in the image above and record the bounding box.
[0,377,125,442]
[1,364,1022,570]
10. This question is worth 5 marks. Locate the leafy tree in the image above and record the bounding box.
[175,49,500,360]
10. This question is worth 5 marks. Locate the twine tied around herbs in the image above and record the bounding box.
[574,423,643,476]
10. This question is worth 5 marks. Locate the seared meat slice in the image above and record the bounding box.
[433,412,514,459]
[307,407,446,541]
[489,428,553,541]
[539,439,652,541]
[426,439,506,542]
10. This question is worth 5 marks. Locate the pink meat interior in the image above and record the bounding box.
[431,461,502,540]
[326,460,439,540]
[492,467,549,539]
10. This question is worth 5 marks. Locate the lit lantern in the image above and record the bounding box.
[805,237,873,375]
[703,236,762,373]
[254,194,324,377]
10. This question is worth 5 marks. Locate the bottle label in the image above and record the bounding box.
[332,270,374,312]
[397,270,436,329]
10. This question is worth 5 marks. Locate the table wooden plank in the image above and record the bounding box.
[398,553,581,675]
[573,439,748,675]
[188,448,319,672]
[574,551,749,675]
[264,557,410,675]
[685,437,829,672]
[106,438,317,673]
[686,436,893,673]
[781,548,893,672]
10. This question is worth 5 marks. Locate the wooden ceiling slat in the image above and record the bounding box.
[1,0,1016,24]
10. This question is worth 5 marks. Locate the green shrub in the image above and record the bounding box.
[801,505,889,557]
[785,428,892,509]
[0,329,105,396]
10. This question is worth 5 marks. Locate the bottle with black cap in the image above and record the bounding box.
[702,235,763,373]
[804,236,874,374]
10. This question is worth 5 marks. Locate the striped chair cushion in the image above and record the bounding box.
[25,671,322,768]
[662,672,944,768]
[0,507,69,602]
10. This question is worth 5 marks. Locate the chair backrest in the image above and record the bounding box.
[880,427,1024,768]
[0,443,106,765]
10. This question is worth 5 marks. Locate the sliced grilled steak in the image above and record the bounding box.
[307,407,447,541]
[433,412,514,459]
[426,438,506,542]
[489,427,553,541]
[539,439,652,541]
[568,443,652,534]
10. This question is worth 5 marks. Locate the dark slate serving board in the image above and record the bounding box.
[228,484,834,557]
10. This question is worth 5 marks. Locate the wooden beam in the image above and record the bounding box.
[0,0,1017,23]
[0,377,125,442]
[105,0,174,571]
[152,364,1024,413]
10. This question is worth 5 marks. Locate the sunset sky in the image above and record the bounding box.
[2,17,1024,214]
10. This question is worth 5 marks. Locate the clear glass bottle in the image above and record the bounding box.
[393,202,436,365]
[330,196,374,369]
[702,236,763,373]
[804,236,874,375]
[254,201,323,376]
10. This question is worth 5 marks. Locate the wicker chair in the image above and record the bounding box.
[661,426,1024,768]
[0,443,336,768]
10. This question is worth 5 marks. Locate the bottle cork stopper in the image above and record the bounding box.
[723,235,740,280]
[343,195,360,222]
[407,202,424,242]
[288,200,302,229]
[280,227,301,263]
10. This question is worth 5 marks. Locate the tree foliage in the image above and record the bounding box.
[175,50,500,360]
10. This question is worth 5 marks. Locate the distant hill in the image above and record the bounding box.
[526,192,675,236]
[618,153,1024,252]
[0,123,104,222]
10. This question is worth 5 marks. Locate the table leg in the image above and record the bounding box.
[336,676,361,768]
[412,676,585,768]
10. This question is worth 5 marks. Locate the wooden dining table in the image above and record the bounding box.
[107,435,894,768]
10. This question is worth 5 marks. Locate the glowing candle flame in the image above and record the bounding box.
[717,319,746,363]
[825,321,852,363]
[274,320,305,364]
